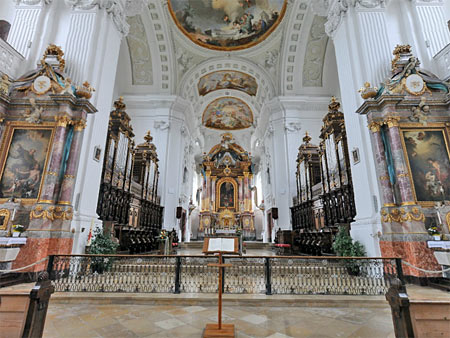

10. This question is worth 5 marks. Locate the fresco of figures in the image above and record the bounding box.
[402,129,450,203]
[198,71,258,96]
[203,97,253,130]
[0,128,53,200]
[168,0,287,50]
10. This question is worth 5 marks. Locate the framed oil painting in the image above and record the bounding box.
[168,0,288,51]
[198,71,258,96]
[401,128,450,204]
[202,97,253,130]
[0,126,54,201]
[219,181,235,209]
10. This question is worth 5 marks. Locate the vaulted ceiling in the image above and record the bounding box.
[115,0,340,156]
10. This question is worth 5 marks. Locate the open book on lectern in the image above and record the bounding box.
[202,237,239,254]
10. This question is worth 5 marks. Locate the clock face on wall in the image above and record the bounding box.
[32,75,51,95]
[404,74,425,95]
[168,0,287,51]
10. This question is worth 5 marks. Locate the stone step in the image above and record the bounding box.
[49,291,389,308]
[179,241,273,250]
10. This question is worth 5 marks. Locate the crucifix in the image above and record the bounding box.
[202,237,239,338]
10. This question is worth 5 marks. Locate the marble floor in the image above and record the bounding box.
[43,302,395,338]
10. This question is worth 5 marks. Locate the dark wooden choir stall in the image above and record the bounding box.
[96,98,163,254]
[289,97,356,255]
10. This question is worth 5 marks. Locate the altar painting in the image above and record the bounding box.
[219,181,236,209]
[0,127,53,200]
[198,71,257,96]
[401,129,450,203]
[168,0,287,51]
[203,97,253,130]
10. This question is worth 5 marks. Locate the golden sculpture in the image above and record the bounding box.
[381,207,424,223]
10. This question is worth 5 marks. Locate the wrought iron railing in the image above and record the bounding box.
[47,255,403,296]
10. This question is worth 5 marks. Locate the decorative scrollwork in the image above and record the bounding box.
[30,205,73,221]
[381,207,425,223]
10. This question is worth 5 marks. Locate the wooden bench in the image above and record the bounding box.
[386,279,450,338]
[0,272,54,338]
[0,290,30,338]
[410,300,450,338]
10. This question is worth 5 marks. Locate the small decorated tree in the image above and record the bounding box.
[89,228,119,273]
[332,226,366,275]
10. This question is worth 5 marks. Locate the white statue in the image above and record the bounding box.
[25,98,43,124]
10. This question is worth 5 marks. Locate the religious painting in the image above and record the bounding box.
[168,0,287,51]
[198,71,257,96]
[0,127,53,200]
[202,97,253,130]
[401,128,450,204]
[219,181,235,209]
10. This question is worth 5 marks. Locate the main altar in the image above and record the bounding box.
[198,134,255,240]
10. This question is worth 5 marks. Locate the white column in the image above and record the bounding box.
[7,0,49,60]
[269,112,291,229]
[410,0,450,59]
[57,1,127,254]
[324,1,395,256]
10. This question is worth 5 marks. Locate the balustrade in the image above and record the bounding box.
[48,254,403,296]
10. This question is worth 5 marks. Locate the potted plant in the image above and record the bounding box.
[89,228,119,273]
[158,229,169,255]
[12,224,25,237]
[427,225,441,241]
[332,226,366,276]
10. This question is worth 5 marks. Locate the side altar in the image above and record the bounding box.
[198,134,255,240]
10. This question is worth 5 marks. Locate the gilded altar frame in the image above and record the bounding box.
[0,121,56,204]
[399,122,450,207]
[215,177,238,211]
[0,208,10,230]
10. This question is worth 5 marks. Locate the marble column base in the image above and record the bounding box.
[380,239,440,277]
[12,237,73,272]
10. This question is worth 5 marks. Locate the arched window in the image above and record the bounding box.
[0,20,11,41]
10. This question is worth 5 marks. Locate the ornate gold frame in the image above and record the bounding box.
[216,177,238,211]
[0,208,10,230]
[399,124,450,207]
[202,96,253,131]
[0,122,56,204]
[198,70,258,96]
[167,0,288,52]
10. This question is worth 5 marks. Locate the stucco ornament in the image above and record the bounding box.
[264,50,279,71]
[324,0,387,37]
[126,15,153,85]
[154,120,170,131]
[14,0,52,5]
[176,49,193,77]
[303,15,328,87]
[285,121,302,133]
[65,0,129,35]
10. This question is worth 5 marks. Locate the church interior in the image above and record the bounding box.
[0,0,449,337]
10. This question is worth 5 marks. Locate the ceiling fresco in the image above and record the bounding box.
[198,70,258,96]
[168,0,287,51]
[202,97,253,130]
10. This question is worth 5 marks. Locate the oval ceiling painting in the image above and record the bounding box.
[203,97,253,130]
[168,0,288,51]
[198,70,258,96]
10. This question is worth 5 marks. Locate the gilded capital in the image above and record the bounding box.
[55,114,72,127]
[384,116,400,128]
[74,119,87,131]
[368,121,381,133]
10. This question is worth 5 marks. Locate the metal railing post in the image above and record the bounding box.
[265,257,272,295]
[174,256,181,294]
[395,258,405,285]
[46,255,55,280]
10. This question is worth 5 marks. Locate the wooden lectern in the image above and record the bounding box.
[202,237,239,338]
